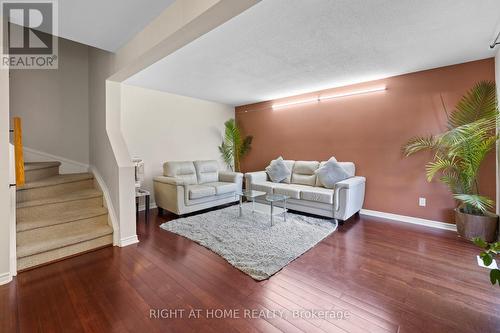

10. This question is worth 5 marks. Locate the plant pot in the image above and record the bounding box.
[455,208,498,242]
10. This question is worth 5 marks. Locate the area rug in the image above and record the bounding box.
[160,203,337,280]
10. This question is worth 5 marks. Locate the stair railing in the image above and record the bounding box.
[10,117,24,186]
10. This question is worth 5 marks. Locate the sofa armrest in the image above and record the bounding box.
[153,176,185,185]
[245,171,267,184]
[219,171,243,183]
[334,176,366,220]
[335,176,366,189]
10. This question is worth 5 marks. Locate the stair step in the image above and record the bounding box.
[17,188,103,209]
[24,162,61,182]
[17,217,113,259]
[18,173,93,190]
[24,161,61,171]
[16,173,94,203]
[17,206,108,232]
[17,235,113,271]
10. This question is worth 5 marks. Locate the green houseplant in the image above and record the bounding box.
[402,81,499,242]
[474,237,500,287]
[219,119,252,172]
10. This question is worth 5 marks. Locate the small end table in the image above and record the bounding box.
[236,190,267,217]
[265,194,289,225]
[236,190,289,226]
[136,188,150,222]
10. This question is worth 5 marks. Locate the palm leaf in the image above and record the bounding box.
[454,194,495,213]
[425,157,456,182]
[402,136,438,156]
[449,81,497,128]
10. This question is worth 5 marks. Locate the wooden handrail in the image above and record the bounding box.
[13,117,24,186]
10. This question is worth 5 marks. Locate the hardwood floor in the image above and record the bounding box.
[1,206,500,332]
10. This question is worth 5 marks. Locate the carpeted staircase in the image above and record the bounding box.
[16,162,113,271]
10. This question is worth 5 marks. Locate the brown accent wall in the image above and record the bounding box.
[236,59,496,223]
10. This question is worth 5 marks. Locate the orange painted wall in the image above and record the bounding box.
[235,59,496,223]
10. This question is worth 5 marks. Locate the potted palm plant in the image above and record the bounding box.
[402,81,499,242]
[219,119,252,172]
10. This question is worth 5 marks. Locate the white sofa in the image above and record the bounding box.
[245,160,365,221]
[154,160,243,215]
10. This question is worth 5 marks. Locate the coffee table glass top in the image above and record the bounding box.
[238,190,266,199]
[265,194,289,202]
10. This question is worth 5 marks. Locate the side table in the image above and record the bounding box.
[136,188,150,222]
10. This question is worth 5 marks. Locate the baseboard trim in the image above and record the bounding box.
[89,166,120,246]
[119,235,139,247]
[0,272,12,285]
[24,147,89,174]
[360,209,457,232]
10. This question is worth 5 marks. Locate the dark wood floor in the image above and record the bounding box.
[1,206,500,333]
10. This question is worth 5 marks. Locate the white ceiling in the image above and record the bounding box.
[57,0,175,51]
[125,0,500,106]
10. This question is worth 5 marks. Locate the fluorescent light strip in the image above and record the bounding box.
[271,86,387,110]
[319,86,386,101]
[272,97,319,110]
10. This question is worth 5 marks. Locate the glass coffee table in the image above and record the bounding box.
[236,190,289,225]
[265,194,289,225]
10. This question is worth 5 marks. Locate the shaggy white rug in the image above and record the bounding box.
[160,203,337,280]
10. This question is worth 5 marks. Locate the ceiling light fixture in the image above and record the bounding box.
[271,86,387,110]
[319,86,387,101]
[272,97,319,110]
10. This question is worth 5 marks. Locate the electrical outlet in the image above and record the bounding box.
[419,197,426,207]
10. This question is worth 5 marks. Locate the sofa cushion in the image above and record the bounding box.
[315,160,350,189]
[163,161,198,185]
[315,161,355,186]
[265,157,292,183]
[273,184,312,199]
[300,187,334,204]
[188,184,216,199]
[291,161,319,186]
[252,181,277,195]
[281,160,295,183]
[265,158,294,183]
[205,181,237,195]
[194,160,219,184]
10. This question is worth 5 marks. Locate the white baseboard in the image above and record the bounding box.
[0,272,12,285]
[119,235,139,247]
[24,147,89,174]
[360,209,457,232]
[90,166,120,246]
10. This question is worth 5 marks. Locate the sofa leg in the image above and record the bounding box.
[158,207,163,216]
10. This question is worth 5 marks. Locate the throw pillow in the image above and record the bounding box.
[315,160,350,188]
[266,157,292,183]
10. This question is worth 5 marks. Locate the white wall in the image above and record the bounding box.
[121,85,234,204]
[0,20,12,284]
[10,37,90,166]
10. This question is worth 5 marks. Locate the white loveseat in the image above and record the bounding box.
[154,160,243,215]
[245,160,365,221]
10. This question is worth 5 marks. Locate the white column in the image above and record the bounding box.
[0,20,12,284]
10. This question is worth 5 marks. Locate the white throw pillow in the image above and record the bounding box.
[265,157,292,183]
[315,159,350,188]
